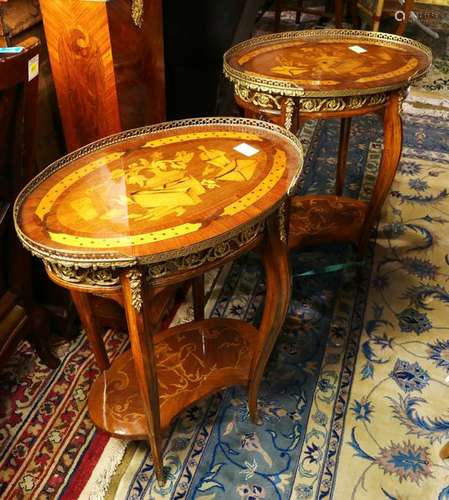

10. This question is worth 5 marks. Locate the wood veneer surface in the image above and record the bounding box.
[15,120,302,263]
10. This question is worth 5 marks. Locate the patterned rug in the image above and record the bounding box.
[329,115,449,499]
[1,111,448,499]
[400,4,449,118]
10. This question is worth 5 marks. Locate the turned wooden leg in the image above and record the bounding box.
[359,91,403,254]
[372,0,386,31]
[121,268,164,485]
[336,117,352,196]
[192,275,205,321]
[70,290,109,371]
[248,214,291,422]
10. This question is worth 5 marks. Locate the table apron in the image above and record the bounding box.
[236,90,408,124]
[43,229,268,294]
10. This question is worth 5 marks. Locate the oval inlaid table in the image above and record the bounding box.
[14,117,303,484]
[224,29,432,251]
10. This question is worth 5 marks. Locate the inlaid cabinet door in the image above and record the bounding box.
[39,0,166,152]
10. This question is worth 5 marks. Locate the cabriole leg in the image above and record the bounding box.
[359,91,403,254]
[248,214,292,422]
[120,268,164,485]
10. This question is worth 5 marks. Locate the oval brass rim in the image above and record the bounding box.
[223,29,432,98]
[14,116,304,268]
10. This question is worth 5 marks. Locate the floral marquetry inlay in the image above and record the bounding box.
[89,318,259,436]
[155,324,252,406]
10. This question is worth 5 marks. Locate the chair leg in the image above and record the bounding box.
[29,306,60,369]
[335,0,343,27]
[372,0,386,31]
[275,0,282,32]
[351,0,360,27]
[296,0,303,24]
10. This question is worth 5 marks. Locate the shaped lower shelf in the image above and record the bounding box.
[289,194,368,248]
[88,318,258,439]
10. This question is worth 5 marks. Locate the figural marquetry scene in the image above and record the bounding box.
[1,1,448,499]
[16,121,301,264]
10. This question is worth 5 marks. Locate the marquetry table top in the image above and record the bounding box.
[224,29,432,97]
[14,117,303,267]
